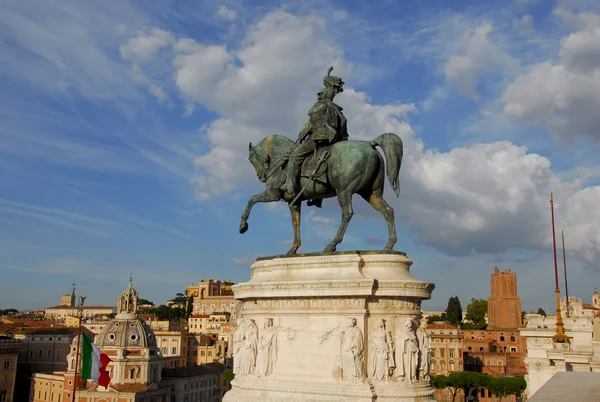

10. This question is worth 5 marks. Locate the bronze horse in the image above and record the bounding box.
[240,133,403,255]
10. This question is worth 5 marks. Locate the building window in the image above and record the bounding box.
[29,350,33,358]
[56,349,61,360]
[0,390,7,402]
[208,351,212,356]
[449,350,454,358]
[486,360,491,366]
[38,350,43,358]
[47,349,52,359]
[172,347,177,354]
[3,361,8,370]
[510,347,517,353]
[500,336,505,341]
[450,362,455,371]
[479,347,484,352]
[498,361,503,366]
[467,346,472,351]
[440,349,445,358]
[201,351,205,356]
[510,336,516,342]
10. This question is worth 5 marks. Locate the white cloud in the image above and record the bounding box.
[120,28,174,64]
[120,7,600,265]
[216,6,237,21]
[512,14,533,32]
[501,10,600,142]
[304,210,337,226]
[444,23,517,97]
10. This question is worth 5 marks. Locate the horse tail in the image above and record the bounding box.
[370,133,403,197]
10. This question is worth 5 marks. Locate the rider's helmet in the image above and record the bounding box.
[323,66,344,92]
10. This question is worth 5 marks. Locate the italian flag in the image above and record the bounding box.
[81,333,112,388]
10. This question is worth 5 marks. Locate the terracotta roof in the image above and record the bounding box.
[45,305,115,310]
[190,315,210,318]
[426,323,459,330]
[1,318,58,327]
[107,383,153,393]
[162,365,219,378]
[205,362,226,371]
[582,303,600,310]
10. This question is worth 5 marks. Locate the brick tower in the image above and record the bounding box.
[488,266,522,329]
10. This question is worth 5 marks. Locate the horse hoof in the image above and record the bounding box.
[323,245,336,253]
[239,223,249,234]
[286,249,297,257]
[383,245,395,252]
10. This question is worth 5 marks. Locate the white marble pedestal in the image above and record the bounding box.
[224,251,436,402]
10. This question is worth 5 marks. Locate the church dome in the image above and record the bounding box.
[96,318,157,349]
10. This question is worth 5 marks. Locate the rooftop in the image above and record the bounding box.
[426,323,460,330]
[162,365,219,378]
[528,372,600,401]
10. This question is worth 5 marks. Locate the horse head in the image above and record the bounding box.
[248,140,270,183]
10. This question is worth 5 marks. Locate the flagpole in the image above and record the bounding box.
[72,296,85,400]
[562,230,570,318]
[550,194,569,343]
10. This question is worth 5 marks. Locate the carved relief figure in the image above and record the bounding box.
[415,318,431,382]
[240,318,258,375]
[369,318,394,382]
[395,317,418,383]
[256,318,278,377]
[340,317,366,383]
[232,318,243,374]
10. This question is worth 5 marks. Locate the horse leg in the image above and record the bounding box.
[324,191,353,253]
[287,202,302,256]
[239,188,282,234]
[361,190,397,251]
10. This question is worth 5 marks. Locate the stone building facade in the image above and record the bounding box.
[186,280,236,315]
[521,290,600,398]
[427,323,463,376]
[0,337,21,402]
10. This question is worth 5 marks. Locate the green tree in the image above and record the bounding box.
[426,313,448,324]
[537,308,547,316]
[172,293,187,309]
[224,368,235,382]
[186,296,194,318]
[464,298,488,330]
[445,296,463,326]
[139,298,154,306]
[486,376,526,401]
[456,371,489,400]
[156,305,171,320]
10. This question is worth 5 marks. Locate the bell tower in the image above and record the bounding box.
[593,289,600,308]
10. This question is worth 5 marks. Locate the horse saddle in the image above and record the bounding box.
[299,146,331,185]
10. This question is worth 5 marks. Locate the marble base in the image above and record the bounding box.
[224,251,436,402]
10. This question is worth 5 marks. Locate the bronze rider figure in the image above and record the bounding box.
[280,67,348,203]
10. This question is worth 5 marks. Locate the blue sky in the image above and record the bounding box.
[1,0,600,312]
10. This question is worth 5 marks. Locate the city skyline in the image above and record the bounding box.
[1,0,600,311]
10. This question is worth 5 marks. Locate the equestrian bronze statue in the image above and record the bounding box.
[239,67,404,255]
